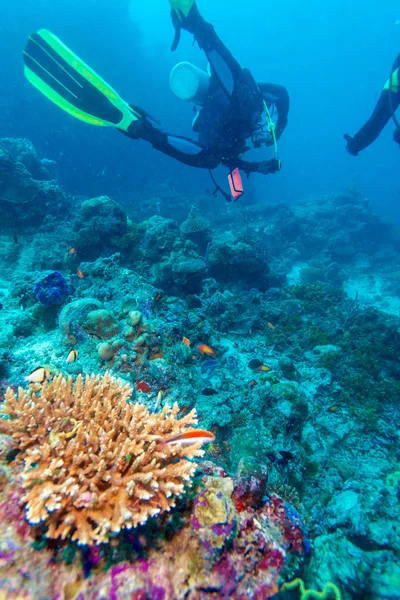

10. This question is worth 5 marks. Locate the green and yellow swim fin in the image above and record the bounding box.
[23,29,140,131]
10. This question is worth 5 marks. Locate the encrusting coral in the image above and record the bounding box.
[0,373,204,545]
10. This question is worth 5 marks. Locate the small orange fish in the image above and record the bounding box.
[68,247,76,256]
[182,337,191,347]
[197,344,216,357]
[66,349,79,364]
[257,365,271,372]
[267,323,275,330]
[161,429,215,447]
[150,352,163,360]
[249,379,258,388]
[154,293,162,303]
[77,269,84,279]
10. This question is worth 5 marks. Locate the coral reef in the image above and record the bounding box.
[0,373,204,545]
[0,456,308,598]
[1,138,400,599]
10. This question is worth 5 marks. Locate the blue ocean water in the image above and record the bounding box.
[1,0,398,216]
[0,1,399,599]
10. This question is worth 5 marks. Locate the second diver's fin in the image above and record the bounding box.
[23,29,140,132]
[169,0,195,21]
[169,0,195,50]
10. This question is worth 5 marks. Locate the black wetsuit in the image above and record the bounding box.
[346,53,400,154]
[126,6,289,175]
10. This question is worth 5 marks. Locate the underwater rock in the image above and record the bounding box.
[248,358,264,369]
[58,298,102,343]
[327,490,362,530]
[72,196,128,259]
[278,356,299,380]
[97,341,115,361]
[0,138,54,180]
[172,255,207,293]
[154,252,207,295]
[180,205,211,251]
[306,532,369,598]
[208,232,270,288]
[127,310,142,327]
[83,309,120,340]
[0,140,67,229]
[313,344,341,355]
[142,215,180,261]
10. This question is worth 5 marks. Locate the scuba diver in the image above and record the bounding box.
[22,0,289,201]
[344,53,400,155]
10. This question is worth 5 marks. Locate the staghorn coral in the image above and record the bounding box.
[0,373,204,545]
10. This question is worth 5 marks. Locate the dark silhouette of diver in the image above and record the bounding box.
[127,0,289,183]
[22,0,289,201]
[344,53,400,155]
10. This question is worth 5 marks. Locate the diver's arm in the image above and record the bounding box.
[346,91,396,154]
[222,157,281,176]
[123,119,220,169]
[345,56,400,155]
[258,83,290,138]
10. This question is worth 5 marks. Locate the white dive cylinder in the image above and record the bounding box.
[170,62,210,106]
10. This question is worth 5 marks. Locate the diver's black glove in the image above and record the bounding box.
[124,118,165,146]
[258,158,282,175]
[344,134,359,156]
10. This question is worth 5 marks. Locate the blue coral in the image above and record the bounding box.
[34,271,71,307]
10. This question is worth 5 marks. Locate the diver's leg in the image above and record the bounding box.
[124,119,219,169]
[179,4,243,97]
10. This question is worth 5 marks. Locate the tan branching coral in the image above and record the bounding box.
[0,373,204,545]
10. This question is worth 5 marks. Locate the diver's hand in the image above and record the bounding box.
[258,158,282,174]
[344,134,359,156]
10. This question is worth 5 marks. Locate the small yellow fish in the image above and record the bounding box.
[257,365,271,372]
[25,366,51,384]
[267,323,275,330]
[66,349,79,364]
[68,247,77,256]
[182,336,191,347]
